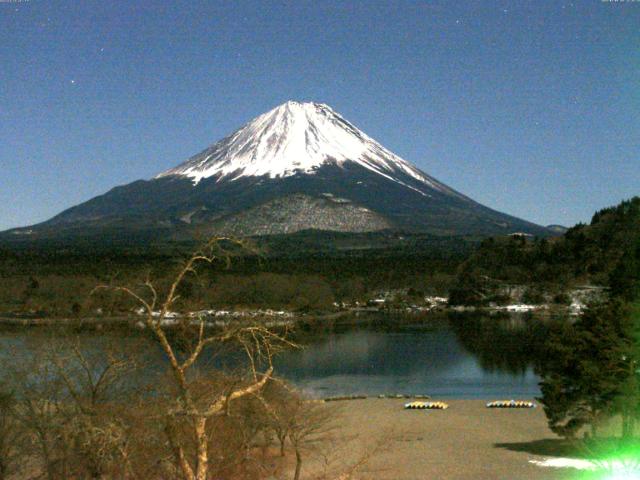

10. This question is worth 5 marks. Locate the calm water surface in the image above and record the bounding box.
[277,316,543,399]
[0,312,548,399]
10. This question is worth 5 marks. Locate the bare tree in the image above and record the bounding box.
[260,380,299,457]
[0,332,133,479]
[59,343,142,479]
[6,346,71,480]
[93,237,295,480]
[287,400,338,480]
[0,391,23,480]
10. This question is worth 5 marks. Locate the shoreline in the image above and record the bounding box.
[0,303,576,328]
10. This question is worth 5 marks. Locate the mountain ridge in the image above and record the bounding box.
[3,101,552,241]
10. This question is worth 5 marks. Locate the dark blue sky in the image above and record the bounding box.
[1,0,638,231]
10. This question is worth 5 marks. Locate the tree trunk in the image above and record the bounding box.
[38,432,56,480]
[165,424,195,480]
[195,416,209,480]
[621,411,634,439]
[279,435,286,457]
[293,448,302,480]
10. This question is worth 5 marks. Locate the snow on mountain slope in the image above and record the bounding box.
[156,101,460,198]
[0,100,553,241]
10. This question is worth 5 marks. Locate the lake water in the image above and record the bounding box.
[276,313,544,399]
[0,312,548,400]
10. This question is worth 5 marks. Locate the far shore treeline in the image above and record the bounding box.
[0,231,471,317]
[0,196,638,318]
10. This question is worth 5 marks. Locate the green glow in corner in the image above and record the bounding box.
[570,465,640,480]
[600,470,640,480]
[563,440,640,480]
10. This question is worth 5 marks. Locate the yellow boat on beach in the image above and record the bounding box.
[486,400,536,409]
[404,401,449,410]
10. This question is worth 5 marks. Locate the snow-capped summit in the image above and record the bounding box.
[156,101,456,198]
[6,102,552,241]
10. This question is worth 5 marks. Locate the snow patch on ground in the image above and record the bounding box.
[530,457,640,477]
[529,457,596,470]
[503,304,539,312]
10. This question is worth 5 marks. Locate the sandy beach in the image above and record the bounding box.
[317,399,578,480]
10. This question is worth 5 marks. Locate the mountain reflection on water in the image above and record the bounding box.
[0,311,555,400]
[274,312,553,399]
[447,312,551,376]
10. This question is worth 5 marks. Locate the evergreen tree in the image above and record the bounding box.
[610,239,640,302]
[534,199,640,440]
[615,305,640,440]
[537,301,630,439]
[610,241,640,437]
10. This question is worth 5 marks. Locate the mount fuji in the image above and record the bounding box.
[5,101,550,242]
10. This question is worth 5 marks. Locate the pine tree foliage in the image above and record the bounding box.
[450,197,640,304]
[537,226,640,440]
[537,301,631,438]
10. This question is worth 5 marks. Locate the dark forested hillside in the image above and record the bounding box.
[449,197,640,305]
[4,197,638,316]
[0,231,473,317]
